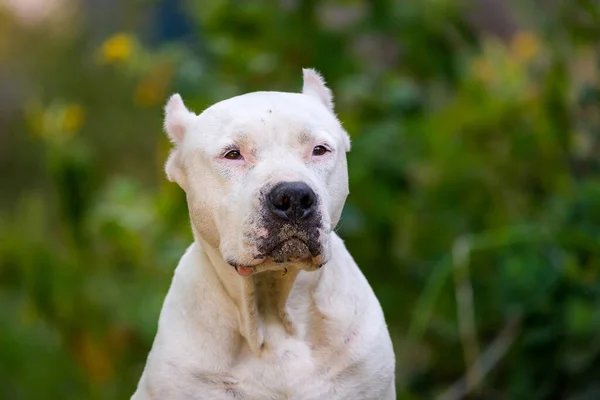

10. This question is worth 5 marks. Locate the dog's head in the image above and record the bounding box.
[164,69,350,276]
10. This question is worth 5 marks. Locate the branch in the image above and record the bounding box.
[437,316,522,400]
[452,237,482,393]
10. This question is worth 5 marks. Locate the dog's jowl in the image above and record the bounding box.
[132,69,396,400]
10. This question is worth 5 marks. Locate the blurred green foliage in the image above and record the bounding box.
[1,0,600,398]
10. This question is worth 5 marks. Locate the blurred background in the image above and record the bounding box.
[1,0,600,398]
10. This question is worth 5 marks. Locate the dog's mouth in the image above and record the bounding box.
[231,235,323,277]
[269,236,312,262]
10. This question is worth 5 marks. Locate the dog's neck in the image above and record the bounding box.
[198,237,305,354]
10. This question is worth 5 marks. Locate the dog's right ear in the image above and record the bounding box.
[164,94,194,143]
[164,94,195,188]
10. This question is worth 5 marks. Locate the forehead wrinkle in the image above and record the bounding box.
[297,130,314,145]
[228,131,260,158]
[231,132,249,146]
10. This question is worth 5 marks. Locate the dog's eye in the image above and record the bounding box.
[224,150,243,160]
[312,145,329,156]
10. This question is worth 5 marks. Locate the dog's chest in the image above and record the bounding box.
[213,329,389,400]
[226,334,327,399]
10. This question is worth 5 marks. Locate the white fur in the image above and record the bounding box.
[132,69,396,399]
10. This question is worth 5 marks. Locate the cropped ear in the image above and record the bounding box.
[164,94,194,189]
[302,68,334,112]
[164,93,195,144]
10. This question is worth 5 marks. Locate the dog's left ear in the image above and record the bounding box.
[302,68,334,112]
[302,68,350,152]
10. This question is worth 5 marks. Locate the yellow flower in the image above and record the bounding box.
[511,31,540,63]
[62,104,85,133]
[26,100,85,142]
[135,80,162,107]
[100,33,134,64]
[134,65,173,108]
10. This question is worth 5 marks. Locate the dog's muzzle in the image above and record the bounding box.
[230,181,326,277]
[259,181,322,260]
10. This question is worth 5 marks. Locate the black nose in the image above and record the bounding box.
[269,181,316,221]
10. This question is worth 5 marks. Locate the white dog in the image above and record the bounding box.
[132,69,396,399]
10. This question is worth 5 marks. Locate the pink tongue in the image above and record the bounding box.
[236,266,254,277]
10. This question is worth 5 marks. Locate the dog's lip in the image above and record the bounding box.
[229,236,319,273]
[230,252,327,275]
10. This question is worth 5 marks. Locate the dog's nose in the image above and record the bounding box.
[269,181,316,221]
